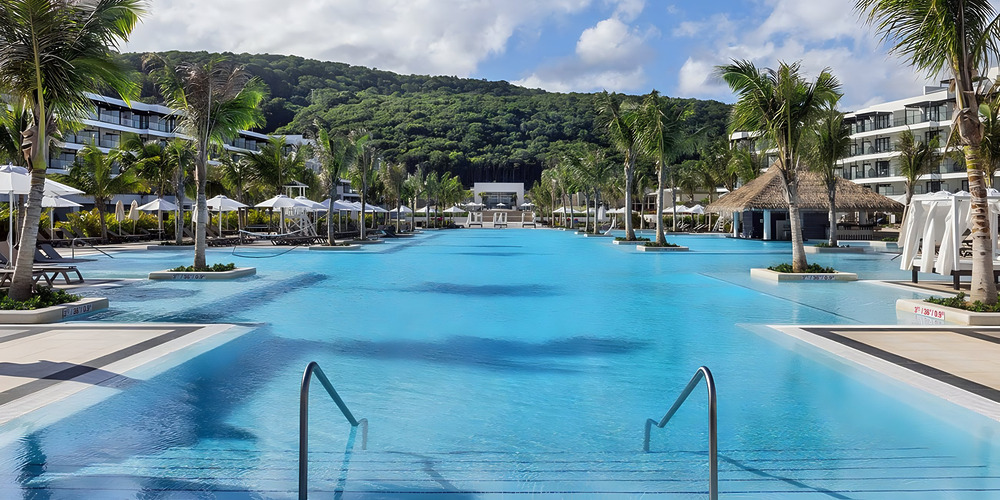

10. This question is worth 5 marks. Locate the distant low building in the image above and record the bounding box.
[473,182,524,209]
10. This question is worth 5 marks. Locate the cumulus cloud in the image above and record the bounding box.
[513,0,655,93]
[126,0,593,77]
[669,0,936,108]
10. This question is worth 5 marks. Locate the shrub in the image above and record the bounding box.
[170,262,237,272]
[768,263,836,273]
[615,236,651,242]
[882,236,899,242]
[815,242,849,248]
[926,293,1000,312]
[642,241,679,247]
[0,287,81,310]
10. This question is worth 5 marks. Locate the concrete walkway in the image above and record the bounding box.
[773,324,1000,421]
[0,323,246,427]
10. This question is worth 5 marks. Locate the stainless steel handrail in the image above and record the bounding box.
[70,238,114,259]
[643,366,717,500]
[299,361,367,500]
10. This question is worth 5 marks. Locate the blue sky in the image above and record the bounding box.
[125,0,955,110]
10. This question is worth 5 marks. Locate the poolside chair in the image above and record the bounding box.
[0,242,84,285]
[522,212,536,228]
[468,212,483,227]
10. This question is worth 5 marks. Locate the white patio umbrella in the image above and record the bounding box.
[137,198,179,235]
[114,200,125,235]
[390,205,413,214]
[443,206,465,213]
[496,202,508,208]
[128,200,140,234]
[294,196,326,211]
[41,195,82,237]
[255,194,309,233]
[208,195,249,233]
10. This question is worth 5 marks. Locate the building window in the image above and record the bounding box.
[874,113,890,129]
[876,160,890,177]
[876,184,894,195]
[927,180,942,192]
[874,137,890,153]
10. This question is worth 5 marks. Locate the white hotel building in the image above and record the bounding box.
[50,92,358,204]
[838,85,964,198]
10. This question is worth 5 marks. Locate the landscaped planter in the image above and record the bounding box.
[896,298,1000,326]
[149,267,256,280]
[0,297,108,324]
[750,268,858,282]
[584,233,613,238]
[637,245,690,252]
[352,239,386,245]
[612,239,650,245]
[309,244,361,251]
[804,246,867,254]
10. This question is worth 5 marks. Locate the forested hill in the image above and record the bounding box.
[117,51,731,185]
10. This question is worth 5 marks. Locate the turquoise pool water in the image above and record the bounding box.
[1,230,999,498]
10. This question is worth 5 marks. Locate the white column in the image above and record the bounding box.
[763,210,772,240]
[733,211,740,237]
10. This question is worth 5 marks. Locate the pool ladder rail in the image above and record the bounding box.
[299,361,367,500]
[644,366,718,500]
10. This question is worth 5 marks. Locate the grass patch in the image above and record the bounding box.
[614,236,651,242]
[926,293,1000,312]
[882,236,899,242]
[642,241,680,247]
[169,263,238,272]
[0,287,82,310]
[768,263,836,273]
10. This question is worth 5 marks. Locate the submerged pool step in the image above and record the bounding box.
[9,447,1000,498]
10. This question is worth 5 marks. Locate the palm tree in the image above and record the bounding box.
[53,144,142,242]
[597,91,641,240]
[639,91,689,245]
[0,0,144,300]
[857,0,1000,302]
[315,127,356,244]
[245,136,305,197]
[164,138,194,245]
[540,168,558,227]
[148,57,265,269]
[404,166,426,232]
[381,162,406,231]
[896,128,942,226]
[118,133,171,198]
[424,171,440,228]
[806,103,852,247]
[348,130,379,239]
[717,60,841,272]
[978,99,1000,188]
[0,98,30,166]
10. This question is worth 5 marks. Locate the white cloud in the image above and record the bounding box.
[576,18,649,67]
[608,0,645,22]
[668,0,936,108]
[126,0,594,77]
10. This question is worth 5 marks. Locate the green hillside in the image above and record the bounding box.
[118,51,731,185]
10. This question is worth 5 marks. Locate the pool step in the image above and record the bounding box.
[10,446,1000,498]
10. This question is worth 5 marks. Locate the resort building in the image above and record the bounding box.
[838,85,962,198]
[472,182,524,209]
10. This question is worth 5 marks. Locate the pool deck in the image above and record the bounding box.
[0,322,247,427]
[773,324,1000,422]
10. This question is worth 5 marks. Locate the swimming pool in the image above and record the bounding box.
[1,230,998,498]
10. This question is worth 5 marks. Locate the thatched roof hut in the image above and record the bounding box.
[707,166,904,213]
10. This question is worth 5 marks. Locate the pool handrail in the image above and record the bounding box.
[299,361,367,500]
[643,365,717,500]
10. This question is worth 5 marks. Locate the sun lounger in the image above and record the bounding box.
[0,242,85,285]
[0,268,54,288]
[522,212,536,228]
[468,212,483,227]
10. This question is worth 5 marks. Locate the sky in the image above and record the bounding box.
[124,0,972,111]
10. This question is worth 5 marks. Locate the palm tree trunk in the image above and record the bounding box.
[9,171,44,301]
[783,172,808,272]
[828,187,838,247]
[97,204,108,242]
[655,162,666,245]
[193,151,208,269]
[624,157,636,240]
[326,183,337,245]
[175,174,185,245]
[965,145,998,303]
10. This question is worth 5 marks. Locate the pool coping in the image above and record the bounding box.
[770,324,1000,422]
[0,322,251,429]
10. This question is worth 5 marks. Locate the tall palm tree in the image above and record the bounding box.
[348,130,379,239]
[217,153,254,203]
[540,168,559,227]
[639,90,689,245]
[148,57,265,269]
[0,98,30,166]
[424,171,440,229]
[245,136,305,197]
[896,128,942,226]
[0,0,144,300]
[53,144,142,242]
[381,162,406,231]
[717,60,841,272]
[404,166,426,232]
[857,0,1000,302]
[978,99,1000,188]
[806,103,852,247]
[164,138,194,245]
[315,127,355,244]
[597,91,641,240]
